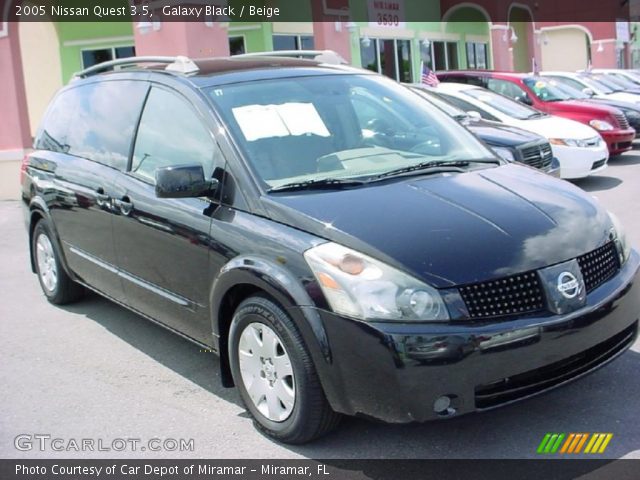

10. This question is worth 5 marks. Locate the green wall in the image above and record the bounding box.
[444,9,490,70]
[56,22,134,82]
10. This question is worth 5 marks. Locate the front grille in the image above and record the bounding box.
[474,322,637,409]
[577,241,620,293]
[459,271,545,319]
[458,242,621,321]
[614,112,630,129]
[518,142,553,170]
[591,159,607,170]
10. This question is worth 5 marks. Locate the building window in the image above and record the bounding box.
[466,42,488,69]
[273,34,314,51]
[81,45,135,69]
[229,36,246,56]
[427,41,459,71]
[360,38,413,82]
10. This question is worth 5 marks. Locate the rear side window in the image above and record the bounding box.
[36,91,77,153]
[131,87,221,183]
[36,81,148,170]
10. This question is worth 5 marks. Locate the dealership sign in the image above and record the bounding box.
[368,0,406,28]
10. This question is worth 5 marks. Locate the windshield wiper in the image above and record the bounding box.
[373,159,498,180]
[527,112,546,119]
[268,178,366,193]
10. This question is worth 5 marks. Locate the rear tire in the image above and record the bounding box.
[32,219,84,305]
[229,295,340,444]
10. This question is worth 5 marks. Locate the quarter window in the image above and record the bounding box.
[131,88,221,183]
[36,81,147,170]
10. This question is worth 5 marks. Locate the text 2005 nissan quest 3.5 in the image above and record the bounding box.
[21,55,639,444]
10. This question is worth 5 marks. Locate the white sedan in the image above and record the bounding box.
[433,83,609,179]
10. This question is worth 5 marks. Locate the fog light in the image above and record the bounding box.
[433,395,451,414]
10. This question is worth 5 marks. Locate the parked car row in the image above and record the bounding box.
[21,53,640,444]
[404,68,640,180]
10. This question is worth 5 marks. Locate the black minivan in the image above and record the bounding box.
[22,55,639,444]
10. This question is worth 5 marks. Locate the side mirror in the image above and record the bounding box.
[517,95,533,106]
[582,87,595,97]
[467,111,482,120]
[155,164,219,199]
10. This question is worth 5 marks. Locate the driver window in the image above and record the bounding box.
[131,87,223,184]
[487,79,528,103]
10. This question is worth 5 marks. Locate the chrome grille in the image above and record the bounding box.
[577,242,620,293]
[459,271,545,319]
[518,142,553,170]
[614,113,630,129]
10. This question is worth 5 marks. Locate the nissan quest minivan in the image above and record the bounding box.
[21,55,640,444]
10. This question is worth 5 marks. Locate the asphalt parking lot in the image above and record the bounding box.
[1,151,639,460]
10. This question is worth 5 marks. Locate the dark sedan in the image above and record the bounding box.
[410,84,559,175]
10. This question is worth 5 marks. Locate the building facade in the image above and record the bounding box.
[0,0,635,171]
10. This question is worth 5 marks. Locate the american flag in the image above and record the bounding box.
[421,62,439,87]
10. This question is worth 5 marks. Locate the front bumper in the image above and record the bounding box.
[601,128,636,154]
[551,143,609,179]
[308,249,640,423]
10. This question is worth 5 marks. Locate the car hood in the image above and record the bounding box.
[513,115,600,140]
[464,119,544,146]
[586,97,640,113]
[261,164,612,287]
[544,99,621,117]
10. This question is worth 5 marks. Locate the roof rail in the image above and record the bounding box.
[235,50,348,65]
[71,56,200,80]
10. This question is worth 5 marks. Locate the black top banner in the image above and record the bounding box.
[0,0,636,23]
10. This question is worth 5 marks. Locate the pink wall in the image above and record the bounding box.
[491,25,514,71]
[0,23,32,154]
[133,22,229,58]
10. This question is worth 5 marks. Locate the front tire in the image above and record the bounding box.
[229,295,340,444]
[32,219,84,305]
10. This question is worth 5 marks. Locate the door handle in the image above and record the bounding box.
[95,188,111,208]
[114,196,133,216]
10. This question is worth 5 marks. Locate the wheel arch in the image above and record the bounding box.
[210,256,331,388]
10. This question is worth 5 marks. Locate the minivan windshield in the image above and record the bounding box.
[462,88,544,120]
[206,74,496,190]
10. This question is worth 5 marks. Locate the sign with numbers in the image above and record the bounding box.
[367,0,406,28]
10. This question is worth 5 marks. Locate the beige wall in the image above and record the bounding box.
[541,28,589,71]
[0,160,21,201]
[19,21,63,137]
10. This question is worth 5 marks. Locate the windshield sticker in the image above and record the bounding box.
[232,103,330,141]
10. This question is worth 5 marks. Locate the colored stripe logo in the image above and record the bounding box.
[537,433,613,454]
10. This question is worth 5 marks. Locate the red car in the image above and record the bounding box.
[437,71,635,155]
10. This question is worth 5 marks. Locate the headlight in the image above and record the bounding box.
[589,119,615,131]
[491,146,515,162]
[608,212,631,264]
[304,242,450,322]
[549,138,580,147]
